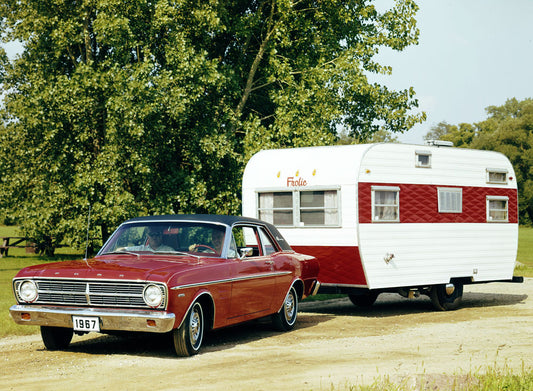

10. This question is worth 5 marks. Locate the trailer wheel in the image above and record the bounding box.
[430,283,463,311]
[348,291,379,308]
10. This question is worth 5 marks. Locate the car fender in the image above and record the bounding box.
[175,290,215,330]
[276,279,304,313]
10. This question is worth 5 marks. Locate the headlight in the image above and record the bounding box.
[18,280,38,303]
[143,284,163,308]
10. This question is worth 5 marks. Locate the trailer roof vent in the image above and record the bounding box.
[425,140,454,147]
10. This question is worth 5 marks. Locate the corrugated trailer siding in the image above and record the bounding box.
[359,143,516,187]
[242,144,371,190]
[357,144,518,289]
[358,224,517,289]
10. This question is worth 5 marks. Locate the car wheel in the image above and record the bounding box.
[430,283,463,311]
[172,301,204,357]
[40,326,73,350]
[272,286,298,331]
[348,291,379,307]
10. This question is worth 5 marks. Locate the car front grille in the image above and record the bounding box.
[16,279,167,310]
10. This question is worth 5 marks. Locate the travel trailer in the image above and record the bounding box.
[242,143,522,310]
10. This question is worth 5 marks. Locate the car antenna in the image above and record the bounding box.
[84,204,92,261]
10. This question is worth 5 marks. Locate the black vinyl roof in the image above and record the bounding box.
[125,214,266,226]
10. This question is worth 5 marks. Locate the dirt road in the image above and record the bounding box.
[1,279,531,390]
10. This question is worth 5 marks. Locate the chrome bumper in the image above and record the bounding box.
[9,305,176,333]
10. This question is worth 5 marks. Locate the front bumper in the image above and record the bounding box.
[9,305,175,333]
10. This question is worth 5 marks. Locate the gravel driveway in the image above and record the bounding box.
[1,279,531,390]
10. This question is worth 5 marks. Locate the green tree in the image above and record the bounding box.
[1,0,424,254]
[337,127,399,144]
[424,98,533,225]
[424,121,477,147]
[471,98,533,225]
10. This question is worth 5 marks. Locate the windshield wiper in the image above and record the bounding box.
[103,250,141,258]
[151,250,201,258]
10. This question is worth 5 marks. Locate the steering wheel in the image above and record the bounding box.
[193,244,217,253]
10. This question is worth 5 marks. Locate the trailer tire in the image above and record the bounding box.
[430,283,463,311]
[348,291,379,308]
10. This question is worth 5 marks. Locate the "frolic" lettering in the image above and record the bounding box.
[286,177,307,187]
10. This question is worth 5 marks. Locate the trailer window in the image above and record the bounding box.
[258,192,293,226]
[300,190,339,226]
[415,150,432,168]
[438,188,462,213]
[372,187,400,222]
[487,196,508,222]
[486,169,508,184]
[257,190,339,227]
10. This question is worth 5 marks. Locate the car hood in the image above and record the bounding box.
[14,254,214,283]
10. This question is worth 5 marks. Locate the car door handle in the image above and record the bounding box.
[265,260,274,265]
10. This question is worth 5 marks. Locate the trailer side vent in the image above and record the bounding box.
[438,188,463,213]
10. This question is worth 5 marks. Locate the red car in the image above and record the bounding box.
[10,215,320,356]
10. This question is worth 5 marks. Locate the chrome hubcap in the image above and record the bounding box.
[190,307,201,346]
[284,292,295,321]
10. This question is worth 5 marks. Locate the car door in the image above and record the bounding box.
[228,225,277,319]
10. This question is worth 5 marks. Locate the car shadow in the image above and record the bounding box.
[44,291,527,357]
[62,312,333,358]
[300,291,528,318]
[201,312,331,354]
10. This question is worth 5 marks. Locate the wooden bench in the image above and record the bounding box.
[0,237,37,257]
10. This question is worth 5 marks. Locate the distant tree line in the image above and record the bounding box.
[425,98,533,225]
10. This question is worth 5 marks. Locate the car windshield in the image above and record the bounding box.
[99,221,227,257]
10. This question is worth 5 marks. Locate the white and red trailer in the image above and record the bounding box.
[242,143,523,310]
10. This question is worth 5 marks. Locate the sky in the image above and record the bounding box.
[374,0,533,144]
[3,1,533,145]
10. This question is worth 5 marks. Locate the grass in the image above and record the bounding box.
[516,226,533,277]
[331,362,533,390]
[1,224,84,337]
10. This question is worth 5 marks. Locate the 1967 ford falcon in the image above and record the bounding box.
[10,215,320,356]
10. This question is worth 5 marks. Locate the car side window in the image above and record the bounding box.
[232,225,261,258]
[258,227,278,255]
[227,234,238,258]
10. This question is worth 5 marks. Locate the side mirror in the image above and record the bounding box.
[239,247,254,258]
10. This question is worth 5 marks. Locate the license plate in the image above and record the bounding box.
[72,316,100,332]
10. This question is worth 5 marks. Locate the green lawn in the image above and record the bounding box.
[517,227,533,276]
[1,224,84,337]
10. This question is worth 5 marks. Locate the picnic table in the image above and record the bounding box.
[0,237,36,257]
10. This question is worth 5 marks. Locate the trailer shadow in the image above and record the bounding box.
[62,312,332,358]
[300,291,528,318]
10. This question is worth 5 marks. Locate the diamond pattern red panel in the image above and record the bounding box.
[359,182,518,224]
[292,245,367,286]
